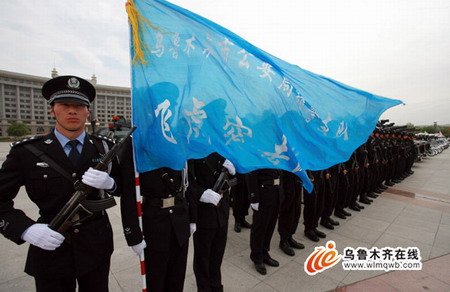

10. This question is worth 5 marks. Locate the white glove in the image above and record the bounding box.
[223,159,236,175]
[190,223,197,236]
[251,203,259,211]
[21,223,65,251]
[131,239,147,256]
[199,189,221,206]
[82,167,115,190]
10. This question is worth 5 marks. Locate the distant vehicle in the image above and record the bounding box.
[94,115,132,142]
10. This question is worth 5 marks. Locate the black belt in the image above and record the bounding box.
[142,195,184,208]
[260,178,281,186]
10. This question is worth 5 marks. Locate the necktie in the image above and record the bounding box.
[67,140,80,166]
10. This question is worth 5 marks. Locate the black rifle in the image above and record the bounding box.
[212,168,238,193]
[377,119,389,127]
[49,126,136,234]
[383,122,395,128]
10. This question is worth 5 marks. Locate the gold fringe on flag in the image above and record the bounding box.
[125,0,163,65]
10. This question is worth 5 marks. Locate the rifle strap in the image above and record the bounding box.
[81,197,117,212]
[23,144,76,184]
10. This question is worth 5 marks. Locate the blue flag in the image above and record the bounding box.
[128,0,402,192]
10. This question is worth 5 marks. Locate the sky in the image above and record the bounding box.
[1,0,449,126]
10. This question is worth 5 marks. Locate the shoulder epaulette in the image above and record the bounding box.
[10,136,43,148]
[92,133,116,144]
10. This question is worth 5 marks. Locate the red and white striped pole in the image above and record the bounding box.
[134,171,147,292]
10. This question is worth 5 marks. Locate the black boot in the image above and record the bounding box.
[234,221,241,233]
[359,195,372,205]
[334,210,347,219]
[288,236,305,249]
[279,240,295,256]
[320,218,334,230]
[254,262,267,275]
[313,228,327,238]
[328,217,340,226]
[304,229,319,242]
[263,254,279,267]
[342,209,352,216]
[349,203,361,211]
[354,202,365,209]
[385,180,395,186]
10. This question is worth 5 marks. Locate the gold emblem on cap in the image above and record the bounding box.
[67,77,81,89]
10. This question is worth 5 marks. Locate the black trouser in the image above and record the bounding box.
[322,177,338,218]
[278,182,301,241]
[368,164,379,192]
[145,233,188,292]
[193,224,228,292]
[335,174,350,211]
[231,174,250,222]
[250,201,279,264]
[350,170,361,204]
[303,180,324,231]
[355,167,366,197]
[34,258,110,292]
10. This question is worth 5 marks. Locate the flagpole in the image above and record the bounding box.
[134,171,147,292]
[126,1,147,290]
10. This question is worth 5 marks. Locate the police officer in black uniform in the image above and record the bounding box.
[278,171,304,256]
[120,139,194,292]
[303,170,327,242]
[246,169,283,275]
[0,75,120,292]
[230,173,252,233]
[188,153,235,292]
[320,165,340,229]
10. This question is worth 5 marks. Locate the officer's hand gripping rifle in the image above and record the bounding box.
[212,168,238,194]
[49,126,136,235]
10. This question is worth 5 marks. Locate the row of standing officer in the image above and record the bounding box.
[301,127,417,244]
[0,74,417,291]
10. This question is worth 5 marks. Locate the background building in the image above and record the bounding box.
[0,69,131,137]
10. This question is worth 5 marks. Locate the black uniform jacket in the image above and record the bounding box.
[0,132,120,278]
[245,169,284,206]
[187,153,230,229]
[119,139,192,252]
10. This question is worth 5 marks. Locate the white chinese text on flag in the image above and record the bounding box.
[126,0,402,192]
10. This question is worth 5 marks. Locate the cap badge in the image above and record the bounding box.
[67,77,81,89]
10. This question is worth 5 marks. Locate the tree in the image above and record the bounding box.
[440,127,450,137]
[420,126,437,134]
[7,121,30,137]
